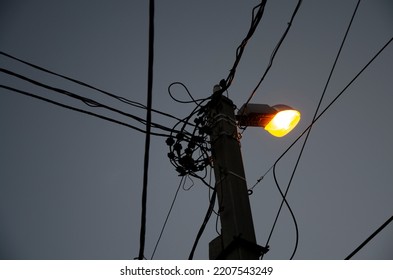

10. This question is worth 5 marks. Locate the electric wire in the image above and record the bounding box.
[166,84,213,180]
[188,185,217,260]
[168,82,209,104]
[243,0,303,107]
[271,166,299,260]
[248,165,273,194]
[262,0,362,260]
[206,166,221,236]
[138,0,154,260]
[0,84,171,137]
[0,51,186,124]
[345,215,393,260]
[250,35,393,194]
[223,0,268,91]
[151,176,186,259]
[0,68,179,135]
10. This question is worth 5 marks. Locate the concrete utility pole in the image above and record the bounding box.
[208,87,266,259]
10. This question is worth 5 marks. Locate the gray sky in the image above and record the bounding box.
[0,0,392,260]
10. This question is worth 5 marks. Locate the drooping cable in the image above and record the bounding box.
[165,83,213,181]
[259,165,299,260]
[0,68,180,135]
[345,215,393,260]
[168,82,209,105]
[0,85,171,137]
[243,0,302,108]
[188,186,217,260]
[151,176,185,259]
[138,0,154,260]
[262,0,362,260]
[250,35,393,194]
[0,51,185,123]
[223,0,268,91]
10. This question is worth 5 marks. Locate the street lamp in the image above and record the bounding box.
[236,103,301,137]
[208,91,301,259]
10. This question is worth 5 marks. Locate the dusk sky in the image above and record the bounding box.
[1,0,392,260]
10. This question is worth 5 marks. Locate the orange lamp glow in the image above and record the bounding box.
[264,109,301,137]
[236,103,301,137]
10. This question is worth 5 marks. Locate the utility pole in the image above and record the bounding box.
[208,86,267,259]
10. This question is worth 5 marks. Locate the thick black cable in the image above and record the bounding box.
[224,0,268,91]
[151,177,185,259]
[168,82,208,104]
[0,68,179,135]
[0,85,170,137]
[345,215,393,260]
[188,187,217,260]
[262,0,361,260]
[260,165,299,260]
[251,36,393,194]
[0,51,185,123]
[244,0,302,107]
[138,0,154,260]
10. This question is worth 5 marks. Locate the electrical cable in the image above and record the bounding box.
[206,166,221,236]
[243,0,302,107]
[188,185,217,260]
[0,68,181,136]
[345,215,393,260]
[261,0,362,260]
[165,84,213,181]
[0,84,171,137]
[0,51,186,124]
[223,0,268,91]
[168,82,209,104]
[250,35,393,194]
[138,0,154,260]
[269,165,299,260]
[150,176,186,259]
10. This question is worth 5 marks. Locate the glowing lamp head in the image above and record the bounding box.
[264,108,301,137]
[236,103,301,137]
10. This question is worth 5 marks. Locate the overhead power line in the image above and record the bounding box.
[151,176,185,259]
[138,0,155,260]
[0,68,178,136]
[257,35,392,258]
[0,84,170,137]
[345,215,393,260]
[251,35,393,194]
[188,186,217,260]
[243,0,303,107]
[262,0,361,260]
[223,0,268,91]
[0,50,185,124]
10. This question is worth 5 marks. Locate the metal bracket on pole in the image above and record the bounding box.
[212,235,269,260]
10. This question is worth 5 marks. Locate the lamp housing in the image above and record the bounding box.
[236,103,301,137]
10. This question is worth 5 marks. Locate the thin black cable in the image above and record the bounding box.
[188,186,217,260]
[251,36,393,194]
[0,51,185,124]
[345,215,393,260]
[0,84,170,137]
[0,68,182,135]
[138,0,154,260]
[271,166,299,260]
[1,69,142,121]
[206,167,221,236]
[262,0,361,260]
[8,73,176,133]
[244,0,303,107]
[151,176,185,259]
[168,82,208,104]
[224,0,268,91]
[248,165,273,194]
